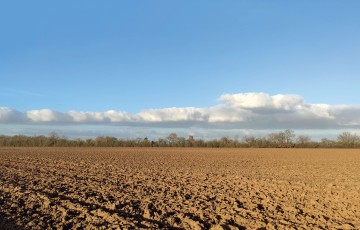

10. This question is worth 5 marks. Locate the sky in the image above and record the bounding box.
[1,1,360,140]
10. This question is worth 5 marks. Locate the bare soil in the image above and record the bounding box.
[0,147,359,229]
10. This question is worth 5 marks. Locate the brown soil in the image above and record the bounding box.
[0,147,359,229]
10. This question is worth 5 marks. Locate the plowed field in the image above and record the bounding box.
[0,148,359,229]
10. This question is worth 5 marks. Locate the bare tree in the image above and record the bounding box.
[167,133,178,147]
[284,129,295,145]
[267,129,295,148]
[296,135,311,148]
[337,132,359,148]
[47,131,60,146]
[219,136,231,147]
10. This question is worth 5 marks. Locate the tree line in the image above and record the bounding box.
[0,130,360,148]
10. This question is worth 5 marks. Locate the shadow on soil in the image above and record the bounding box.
[0,217,26,230]
[43,190,184,229]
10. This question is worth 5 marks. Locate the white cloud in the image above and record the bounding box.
[220,92,274,109]
[68,111,106,123]
[26,109,71,122]
[206,105,249,123]
[104,110,135,122]
[0,107,26,123]
[308,104,333,119]
[329,105,360,126]
[138,107,208,122]
[219,93,305,111]
[2,92,360,130]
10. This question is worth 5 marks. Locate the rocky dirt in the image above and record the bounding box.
[0,147,359,229]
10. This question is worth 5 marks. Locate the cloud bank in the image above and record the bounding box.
[2,92,360,129]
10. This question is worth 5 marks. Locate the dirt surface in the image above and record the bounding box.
[0,147,359,229]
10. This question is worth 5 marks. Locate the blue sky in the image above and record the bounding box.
[1,1,360,139]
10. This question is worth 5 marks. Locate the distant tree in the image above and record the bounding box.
[2,130,360,148]
[86,139,95,146]
[267,129,295,148]
[337,132,359,148]
[242,136,263,147]
[47,131,60,146]
[219,136,231,147]
[176,137,186,147]
[242,136,256,147]
[296,135,312,148]
[167,133,178,147]
[241,136,269,148]
[319,138,334,148]
[98,137,106,147]
[267,132,285,147]
[206,139,220,148]
[194,139,206,147]
[284,129,295,145]
[157,138,168,147]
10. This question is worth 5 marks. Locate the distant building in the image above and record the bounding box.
[188,135,194,142]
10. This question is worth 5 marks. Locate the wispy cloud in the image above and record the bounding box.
[1,92,360,129]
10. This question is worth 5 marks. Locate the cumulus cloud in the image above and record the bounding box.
[329,105,360,126]
[68,111,107,123]
[137,107,208,122]
[2,92,360,129]
[0,107,27,123]
[26,109,72,123]
[219,93,306,112]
